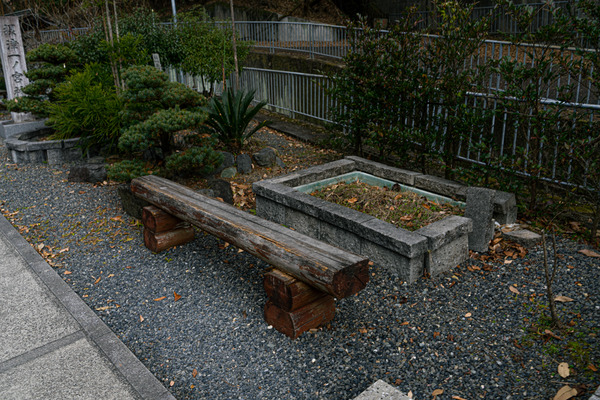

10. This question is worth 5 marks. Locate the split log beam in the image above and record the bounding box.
[131,175,369,299]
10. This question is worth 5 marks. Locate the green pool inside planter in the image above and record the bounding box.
[294,171,466,208]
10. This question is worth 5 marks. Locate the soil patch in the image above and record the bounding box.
[310,180,464,231]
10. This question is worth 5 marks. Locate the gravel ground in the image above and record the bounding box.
[0,143,599,400]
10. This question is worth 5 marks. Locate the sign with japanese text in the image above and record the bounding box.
[0,16,29,100]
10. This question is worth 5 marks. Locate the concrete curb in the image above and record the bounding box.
[0,213,175,400]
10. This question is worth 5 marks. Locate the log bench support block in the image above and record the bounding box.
[264,269,335,339]
[142,205,194,253]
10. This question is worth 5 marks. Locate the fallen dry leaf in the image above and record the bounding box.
[554,296,574,303]
[192,369,198,378]
[558,362,570,378]
[432,388,444,399]
[465,312,472,318]
[174,291,182,301]
[452,396,467,400]
[93,276,101,285]
[553,385,577,400]
[346,197,358,204]
[578,249,600,258]
[154,296,166,301]
[544,329,563,340]
[95,306,111,311]
[139,315,144,322]
[359,327,368,334]
[170,381,175,387]
[509,286,520,294]
[588,363,598,372]
[63,270,72,275]
[407,391,413,399]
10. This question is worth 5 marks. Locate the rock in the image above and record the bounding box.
[253,147,277,167]
[208,179,234,204]
[503,229,542,248]
[221,166,237,179]
[196,188,215,198]
[465,187,496,253]
[275,156,286,169]
[117,184,150,220]
[68,159,107,183]
[213,151,236,175]
[236,153,253,174]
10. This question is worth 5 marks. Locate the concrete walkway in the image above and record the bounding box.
[0,213,175,400]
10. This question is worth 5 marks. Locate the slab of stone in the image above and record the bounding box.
[0,239,79,363]
[414,174,464,199]
[345,156,422,186]
[465,187,496,253]
[0,120,48,139]
[272,158,356,187]
[353,380,411,400]
[503,229,542,247]
[0,337,137,399]
[236,153,253,174]
[416,215,473,250]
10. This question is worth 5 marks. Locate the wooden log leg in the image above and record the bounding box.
[264,269,327,312]
[264,269,335,339]
[264,296,335,340]
[142,205,188,232]
[143,226,195,253]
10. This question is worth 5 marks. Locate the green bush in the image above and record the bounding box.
[47,64,122,154]
[205,88,268,152]
[5,43,79,117]
[107,159,151,182]
[165,141,224,178]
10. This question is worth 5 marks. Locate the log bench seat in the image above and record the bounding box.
[131,175,370,338]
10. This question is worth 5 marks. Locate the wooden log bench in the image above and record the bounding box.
[131,175,370,339]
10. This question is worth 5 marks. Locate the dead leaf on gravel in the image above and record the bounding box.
[558,362,570,378]
[452,396,467,400]
[588,363,598,372]
[553,385,577,400]
[578,249,600,258]
[154,296,166,301]
[544,329,563,340]
[63,270,72,275]
[174,291,182,301]
[139,315,144,322]
[465,312,472,318]
[432,388,443,399]
[192,368,198,378]
[407,391,413,399]
[554,296,574,303]
[95,306,111,311]
[509,286,520,294]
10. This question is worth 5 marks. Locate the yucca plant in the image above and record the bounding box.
[205,88,268,152]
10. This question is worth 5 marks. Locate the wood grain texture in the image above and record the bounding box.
[143,226,195,253]
[264,269,327,312]
[131,175,369,298]
[264,296,335,339]
[142,205,188,233]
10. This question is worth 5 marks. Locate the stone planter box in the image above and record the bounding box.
[4,129,82,165]
[253,156,517,283]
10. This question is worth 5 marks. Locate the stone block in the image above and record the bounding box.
[317,200,375,233]
[319,220,362,252]
[493,190,517,224]
[503,229,541,248]
[282,158,356,186]
[207,179,233,204]
[285,208,320,238]
[360,218,428,258]
[353,380,411,400]
[360,240,424,283]
[414,174,464,199]
[46,149,63,165]
[465,187,496,253]
[0,119,48,140]
[345,156,422,186]
[255,196,286,225]
[425,234,469,276]
[416,215,472,250]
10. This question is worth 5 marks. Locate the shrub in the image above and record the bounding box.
[165,141,224,178]
[47,63,122,154]
[5,43,79,117]
[205,88,268,152]
[107,159,151,182]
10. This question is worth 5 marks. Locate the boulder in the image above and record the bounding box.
[208,179,234,204]
[253,147,277,167]
[236,153,253,174]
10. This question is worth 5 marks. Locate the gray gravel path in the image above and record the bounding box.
[0,145,598,400]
